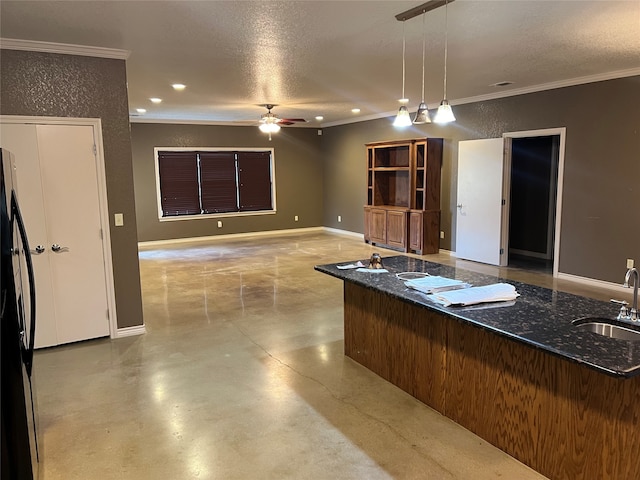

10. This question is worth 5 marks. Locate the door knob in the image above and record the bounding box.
[30,245,45,255]
[51,244,70,253]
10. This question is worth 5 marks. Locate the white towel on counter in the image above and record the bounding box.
[431,283,519,307]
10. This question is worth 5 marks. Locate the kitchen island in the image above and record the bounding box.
[315,255,640,480]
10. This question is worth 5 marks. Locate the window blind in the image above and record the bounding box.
[238,152,273,211]
[158,151,200,216]
[199,151,237,213]
[156,149,274,218]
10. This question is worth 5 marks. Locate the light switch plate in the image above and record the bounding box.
[114,213,124,226]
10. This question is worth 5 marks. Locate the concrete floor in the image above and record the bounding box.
[34,231,627,479]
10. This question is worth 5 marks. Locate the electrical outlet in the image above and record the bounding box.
[627,258,635,269]
[217,220,223,228]
[337,215,342,222]
[440,231,445,239]
[294,215,299,222]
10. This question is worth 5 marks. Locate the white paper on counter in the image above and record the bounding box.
[337,261,366,270]
[431,283,519,307]
[405,276,470,294]
[355,268,388,273]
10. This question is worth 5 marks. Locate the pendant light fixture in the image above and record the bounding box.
[434,0,456,124]
[393,20,412,127]
[413,11,431,124]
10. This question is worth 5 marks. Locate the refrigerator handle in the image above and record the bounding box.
[11,191,36,377]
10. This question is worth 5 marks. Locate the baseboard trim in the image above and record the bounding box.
[138,227,324,248]
[322,227,363,238]
[556,272,627,294]
[115,325,146,338]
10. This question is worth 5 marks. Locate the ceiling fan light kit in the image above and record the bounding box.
[259,122,280,134]
[256,104,307,140]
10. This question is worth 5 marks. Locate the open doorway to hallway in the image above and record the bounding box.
[507,135,560,274]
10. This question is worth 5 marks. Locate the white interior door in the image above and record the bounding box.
[0,124,59,347]
[456,138,509,266]
[0,122,110,346]
[36,125,110,344]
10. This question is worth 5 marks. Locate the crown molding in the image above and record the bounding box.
[322,67,640,128]
[129,116,317,127]
[450,67,640,107]
[0,38,130,59]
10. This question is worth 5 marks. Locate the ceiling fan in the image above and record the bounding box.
[258,104,306,140]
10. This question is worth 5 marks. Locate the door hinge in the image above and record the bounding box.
[500,248,504,255]
[92,144,97,156]
[501,198,506,206]
[99,228,103,239]
[106,309,110,320]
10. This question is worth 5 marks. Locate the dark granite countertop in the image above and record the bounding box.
[315,255,640,378]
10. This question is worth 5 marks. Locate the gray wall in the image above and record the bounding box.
[0,49,144,329]
[131,123,323,242]
[321,76,640,283]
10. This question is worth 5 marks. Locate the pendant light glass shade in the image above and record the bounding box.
[434,99,455,123]
[435,0,455,124]
[413,13,431,125]
[413,102,431,124]
[394,21,411,128]
[393,105,413,127]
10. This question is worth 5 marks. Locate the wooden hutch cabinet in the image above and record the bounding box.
[364,138,443,254]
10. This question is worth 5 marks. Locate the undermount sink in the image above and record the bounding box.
[573,317,640,341]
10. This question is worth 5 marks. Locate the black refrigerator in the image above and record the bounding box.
[1,147,39,479]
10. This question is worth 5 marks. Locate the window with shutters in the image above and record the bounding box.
[155,148,275,219]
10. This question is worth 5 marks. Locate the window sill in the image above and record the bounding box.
[159,210,277,222]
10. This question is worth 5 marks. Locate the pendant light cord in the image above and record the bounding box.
[443,0,449,100]
[421,12,426,101]
[401,20,406,101]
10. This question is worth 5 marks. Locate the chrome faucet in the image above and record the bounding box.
[624,267,639,321]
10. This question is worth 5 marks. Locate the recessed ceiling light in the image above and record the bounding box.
[172,83,186,91]
[136,108,147,114]
[150,97,162,103]
[315,116,324,121]
[351,108,360,114]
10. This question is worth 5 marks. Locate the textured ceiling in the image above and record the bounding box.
[1,1,639,126]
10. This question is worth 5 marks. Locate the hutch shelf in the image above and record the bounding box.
[364,138,443,254]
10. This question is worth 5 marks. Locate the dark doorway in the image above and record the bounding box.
[508,135,560,272]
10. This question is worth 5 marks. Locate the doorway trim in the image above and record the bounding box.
[0,115,118,338]
[503,127,566,278]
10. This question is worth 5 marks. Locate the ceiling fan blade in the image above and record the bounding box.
[277,118,307,125]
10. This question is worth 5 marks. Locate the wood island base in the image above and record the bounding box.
[344,282,640,480]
